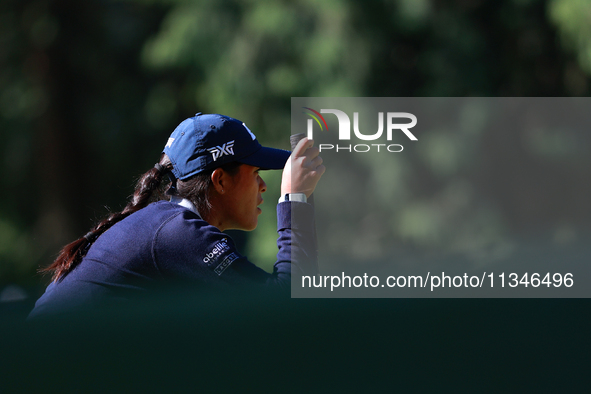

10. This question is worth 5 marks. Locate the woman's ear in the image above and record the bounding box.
[211,168,226,194]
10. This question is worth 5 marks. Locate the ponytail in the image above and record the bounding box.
[41,155,173,282]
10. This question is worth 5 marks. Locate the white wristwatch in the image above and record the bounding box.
[278,193,307,203]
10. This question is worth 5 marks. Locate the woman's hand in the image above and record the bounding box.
[281,137,325,198]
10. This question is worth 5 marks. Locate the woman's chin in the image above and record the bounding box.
[245,218,258,231]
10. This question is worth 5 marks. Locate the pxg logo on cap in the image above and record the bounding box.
[207,140,235,161]
[163,113,291,180]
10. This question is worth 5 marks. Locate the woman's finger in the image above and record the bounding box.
[292,137,313,158]
[303,146,320,160]
[310,155,323,168]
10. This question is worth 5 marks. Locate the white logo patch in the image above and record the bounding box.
[207,140,235,161]
[243,123,256,140]
[165,138,175,148]
[203,238,230,265]
[214,252,239,276]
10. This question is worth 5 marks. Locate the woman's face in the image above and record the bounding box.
[221,164,267,231]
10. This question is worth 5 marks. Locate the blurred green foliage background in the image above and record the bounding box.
[0,0,590,295]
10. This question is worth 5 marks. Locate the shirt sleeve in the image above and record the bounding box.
[152,201,318,291]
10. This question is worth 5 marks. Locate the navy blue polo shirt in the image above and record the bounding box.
[29,200,316,318]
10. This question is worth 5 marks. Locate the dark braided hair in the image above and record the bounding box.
[42,154,242,283]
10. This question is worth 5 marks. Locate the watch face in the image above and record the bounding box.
[279,193,306,203]
[290,193,306,203]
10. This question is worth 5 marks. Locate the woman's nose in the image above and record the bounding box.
[259,176,267,193]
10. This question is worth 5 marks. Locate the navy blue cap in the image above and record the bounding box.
[163,113,291,180]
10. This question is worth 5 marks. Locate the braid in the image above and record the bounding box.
[41,155,173,282]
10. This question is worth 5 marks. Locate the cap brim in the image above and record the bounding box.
[237,146,291,170]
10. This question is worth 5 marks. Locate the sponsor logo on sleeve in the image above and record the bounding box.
[214,252,239,276]
[203,238,231,265]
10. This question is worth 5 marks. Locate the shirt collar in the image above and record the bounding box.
[170,195,198,215]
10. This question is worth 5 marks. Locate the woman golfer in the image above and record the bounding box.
[30,113,324,317]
